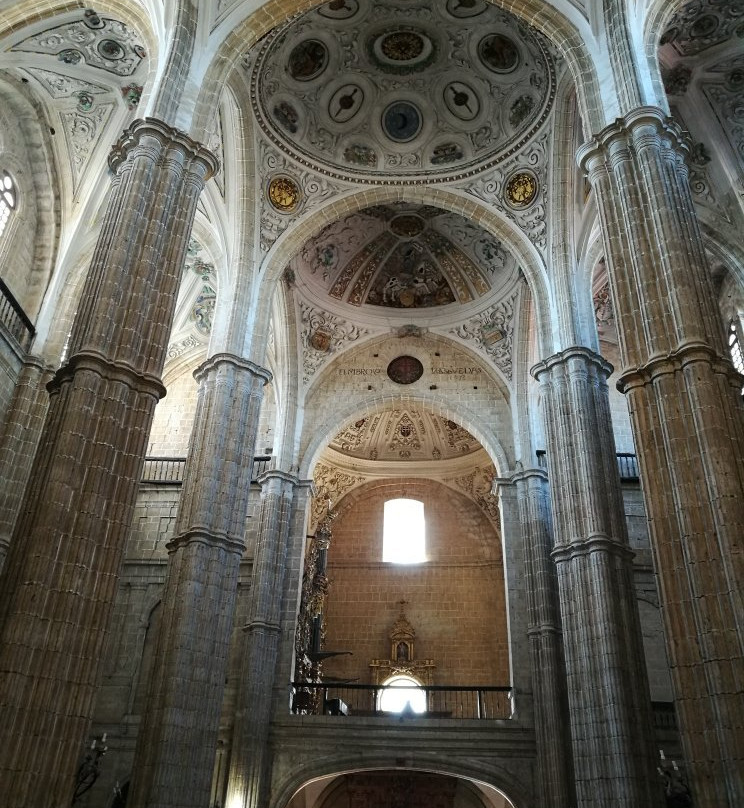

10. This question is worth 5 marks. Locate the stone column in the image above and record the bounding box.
[578,107,744,808]
[0,356,53,573]
[531,347,661,808]
[511,468,574,808]
[226,470,303,808]
[0,118,216,808]
[128,354,271,808]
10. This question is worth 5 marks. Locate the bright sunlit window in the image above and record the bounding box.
[728,320,744,376]
[0,171,16,238]
[383,498,426,563]
[378,675,426,714]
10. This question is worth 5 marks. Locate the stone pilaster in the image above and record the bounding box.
[578,107,744,808]
[128,354,271,808]
[511,468,574,808]
[531,347,661,808]
[226,470,303,808]
[0,118,216,808]
[0,356,53,573]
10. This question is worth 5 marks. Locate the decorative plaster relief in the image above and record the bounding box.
[167,333,205,359]
[258,140,344,253]
[702,57,744,165]
[19,67,111,99]
[445,464,501,530]
[463,133,549,253]
[448,283,522,380]
[300,301,371,386]
[60,102,115,190]
[661,2,744,57]
[310,461,366,531]
[13,18,146,77]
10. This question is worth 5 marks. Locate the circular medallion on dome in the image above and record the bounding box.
[383,101,422,142]
[387,355,424,385]
[690,14,718,38]
[288,40,329,81]
[446,0,487,17]
[444,81,480,121]
[504,171,537,208]
[98,39,125,60]
[268,175,301,212]
[370,28,435,72]
[329,84,365,123]
[319,0,359,19]
[382,31,424,60]
[390,214,425,237]
[478,33,519,73]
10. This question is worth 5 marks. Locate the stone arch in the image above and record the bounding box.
[0,76,59,325]
[247,186,553,365]
[299,388,512,480]
[188,1,605,142]
[270,758,530,808]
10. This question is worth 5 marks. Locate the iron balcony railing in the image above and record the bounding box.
[141,455,273,484]
[536,450,639,481]
[0,276,34,351]
[290,682,513,720]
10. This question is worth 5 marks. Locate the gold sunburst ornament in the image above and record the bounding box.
[268,176,301,212]
[505,171,537,208]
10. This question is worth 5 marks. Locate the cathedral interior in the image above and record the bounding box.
[0,1,742,807]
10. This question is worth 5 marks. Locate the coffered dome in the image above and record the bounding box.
[249,0,556,182]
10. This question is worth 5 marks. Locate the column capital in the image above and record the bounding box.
[194,352,272,386]
[577,105,690,174]
[48,349,167,400]
[530,345,612,382]
[255,468,302,491]
[617,341,738,394]
[109,117,219,179]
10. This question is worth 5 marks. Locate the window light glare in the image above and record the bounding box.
[383,498,426,563]
[379,675,426,714]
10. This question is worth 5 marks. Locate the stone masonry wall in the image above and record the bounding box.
[321,478,509,687]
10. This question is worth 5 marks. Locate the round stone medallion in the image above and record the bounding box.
[268,175,301,212]
[478,33,519,73]
[370,28,435,72]
[329,84,365,123]
[382,101,422,142]
[504,171,538,208]
[387,355,424,385]
[444,81,480,121]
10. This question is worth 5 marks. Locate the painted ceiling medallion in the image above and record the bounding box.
[444,81,481,121]
[288,40,329,81]
[387,355,424,385]
[504,171,538,208]
[370,28,435,73]
[329,84,365,123]
[390,214,425,238]
[478,33,520,73]
[446,0,488,17]
[268,175,301,212]
[319,0,360,19]
[382,101,423,142]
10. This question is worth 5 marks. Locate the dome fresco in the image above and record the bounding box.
[250,0,556,181]
[291,203,522,310]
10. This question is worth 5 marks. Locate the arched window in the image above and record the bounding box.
[0,171,16,238]
[382,498,426,563]
[728,319,744,376]
[378,674,426,714]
